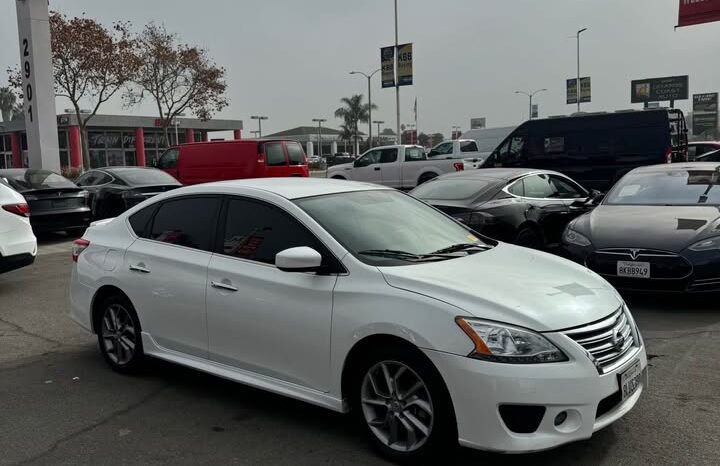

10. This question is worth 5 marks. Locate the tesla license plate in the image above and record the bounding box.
[617,261,650,278]
[620,360,643,401]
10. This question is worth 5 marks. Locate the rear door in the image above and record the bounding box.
[262,142,290,178]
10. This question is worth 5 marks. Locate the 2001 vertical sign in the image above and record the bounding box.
[22,38,33,122]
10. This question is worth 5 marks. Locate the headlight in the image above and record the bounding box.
[455,317,568,363]
[688,236,720,251]
[563,228,591,247]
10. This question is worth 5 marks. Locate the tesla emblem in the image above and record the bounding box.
[629,249,641,260]
[611,329,626,351]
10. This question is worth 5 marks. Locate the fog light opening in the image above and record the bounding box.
[554,411,568,426]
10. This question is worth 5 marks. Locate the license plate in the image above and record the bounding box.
[617,261,650,278]
[620,360,643,401]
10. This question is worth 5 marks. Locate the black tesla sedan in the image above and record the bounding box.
[562,163,720,293]
[410,168,601,249]
[0,169,91,234]
[75,167,181,219]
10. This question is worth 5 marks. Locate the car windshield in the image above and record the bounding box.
[3,170,76,191]
[605,168,720,205]
[112,169,179,186]
[412,179,495,200]
[295,190,490,266]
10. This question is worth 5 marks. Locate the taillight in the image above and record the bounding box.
[453,162,465,171]
[665,147,673,164]
[72,239,90,263]
[257,153,265,164]
[2,203,30,217]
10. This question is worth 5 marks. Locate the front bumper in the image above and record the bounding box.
[0,252,36,274]
[423,339,647,453]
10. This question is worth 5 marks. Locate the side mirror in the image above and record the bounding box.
[353,159,363,168]
[275,247,322,273]
[590,189,605,204]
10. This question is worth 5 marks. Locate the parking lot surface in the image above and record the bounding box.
[1,241,718,465]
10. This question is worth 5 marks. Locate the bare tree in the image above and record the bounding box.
[125,23,228,146]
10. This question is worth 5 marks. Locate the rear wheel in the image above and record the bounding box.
[96,294,145,373]
[515,226,543,249]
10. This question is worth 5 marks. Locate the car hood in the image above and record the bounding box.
[582,205,720,251]
[379,243,621,331]
[327,163,353,173]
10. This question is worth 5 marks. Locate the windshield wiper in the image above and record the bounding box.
[358,249,455,261]
[431,243,492,255]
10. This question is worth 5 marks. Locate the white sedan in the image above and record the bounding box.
[0,178,37,274]
[69,178,647,461]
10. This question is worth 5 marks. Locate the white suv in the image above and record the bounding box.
[0,179,37,274]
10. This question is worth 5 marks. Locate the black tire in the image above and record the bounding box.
[96,294,145,374]
[351,345,457,464]
[331,176,346,180]
[417,173,438,186]
[515,226,544,249]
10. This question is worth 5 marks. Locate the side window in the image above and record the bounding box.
[507,179,524,196]
[265,143,287,166]
[544,137,565,154]
[128,204,157,238]
[405,147,426,161]
[521,174,555,198]
[687,146,698,160]
[549,175,587,199]
[461,141,479,152]
[95,172,113,185]
[221,198,323,265]
[379,148,398,163]
[157,149,179,169]
[150,197,220,251]
[75,171,98,186]
[356,150,381,167]
[286,142,305,166]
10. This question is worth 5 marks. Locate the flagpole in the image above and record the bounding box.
[414,98,418,145]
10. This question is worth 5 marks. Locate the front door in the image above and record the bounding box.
[156,148,180,180]
[262,142,290,178]
[351,149,383,183]
[123,196,220,358]
[206,197,337,391]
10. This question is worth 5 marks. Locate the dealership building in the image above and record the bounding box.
[0,114,243,170]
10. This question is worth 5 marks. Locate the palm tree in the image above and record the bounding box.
[0,87,17,123]
[339,123,353,153]
[334,94,377,155]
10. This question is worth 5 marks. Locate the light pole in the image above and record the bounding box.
[373,120,384,146]
[394,0,400,144]
[250,130,261,138]
[312,118,326,157]
[172,113,186,145]
[350,69,380,148]
[451,125,461,140]
[250,115,268,138]
[515,89,547,120]
[576,27,587,113]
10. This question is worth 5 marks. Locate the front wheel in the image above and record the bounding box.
[96,294,145,373]
[515,226,544,249]
[353,347,456,463]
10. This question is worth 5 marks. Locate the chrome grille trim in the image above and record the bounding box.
[595,248,677,257]
[563,307,639,374]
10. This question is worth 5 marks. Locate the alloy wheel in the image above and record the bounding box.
[360,360,434,452]
[100,303,137,365]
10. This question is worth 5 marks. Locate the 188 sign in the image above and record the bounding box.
[22,38,33,122]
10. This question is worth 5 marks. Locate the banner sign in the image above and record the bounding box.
[397,43,413,86]
[678,0,720,27]
[381,46,395,88]
[566,79,577,104]
[531,104,539,119]
[567,77,591,104]
[693,93,718,137]
[631,76,689,103]
[470,117,486,129]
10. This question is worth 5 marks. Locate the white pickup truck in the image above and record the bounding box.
[326,145,464,189]
[427,139,485,160]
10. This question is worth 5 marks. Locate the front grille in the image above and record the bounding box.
[587,249,692,280]
[563,307,639,374]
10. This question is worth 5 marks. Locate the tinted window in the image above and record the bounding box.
[356,150,381,167]
[412,179,494,200]
[549,175,587,199]
[222,198,321,265]
[157,149,179,169]
[286,143,305,166]
[112,168,179,186]
[379,148,398,163]
[521,174,555,198]
[606,169,720,205]
[128,205,157,238]
[265,143,286,166]
[688,146,698,160]
[461,141,479,152]
[150,197,220,251]
[698,150,720,162]
[3,170,76,191]
[430,142,453,156]
[507,179,524,196]
[544,137,565,153]
[76,171,101,186]
[405,147,426,162]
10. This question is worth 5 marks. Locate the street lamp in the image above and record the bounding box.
[312,118,327,157]
[373,120,384,146]
[515,89,547,120]
[350,69,381,148]
[451,125,461,140]
[250,130,261,138]
[576,27,588,113]
[172,113,186,145]
[250,115,268,138]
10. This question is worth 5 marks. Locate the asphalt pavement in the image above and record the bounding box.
[0,238,718,465]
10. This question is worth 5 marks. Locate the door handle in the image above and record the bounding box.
[211,280,238,292]
[374,167,381,171]
[129,264,150,274]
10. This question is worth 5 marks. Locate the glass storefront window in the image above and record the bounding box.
[107,150,125,166]
[106,132,123,149]
[124,151,136,166]
[90,150,105,168]
[58,131,68,149]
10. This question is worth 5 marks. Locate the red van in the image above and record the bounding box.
[156,139,309,185]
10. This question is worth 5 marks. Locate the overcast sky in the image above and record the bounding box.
[1,0,718,137]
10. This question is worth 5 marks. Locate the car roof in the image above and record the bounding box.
[433,168,558,182]
[689,141,720,145]
[176,177,392,200]
[631,162,720,173]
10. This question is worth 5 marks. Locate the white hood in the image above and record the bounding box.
[379,243,621,332]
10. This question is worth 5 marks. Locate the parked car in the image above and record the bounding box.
[480,109,689,191]
[411,169,601,249]
[0,169,91,235]
[0,179,37,274]
[307,155,324,169]
[695,149,720,162]
[326,152,355,167]
[70,178,646,462]
[427,139,485,161]
[688,141,720,161]
[327,144,465,188]
[562,163,720,292]
[156,139,308,185]
[75,167,181,219]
